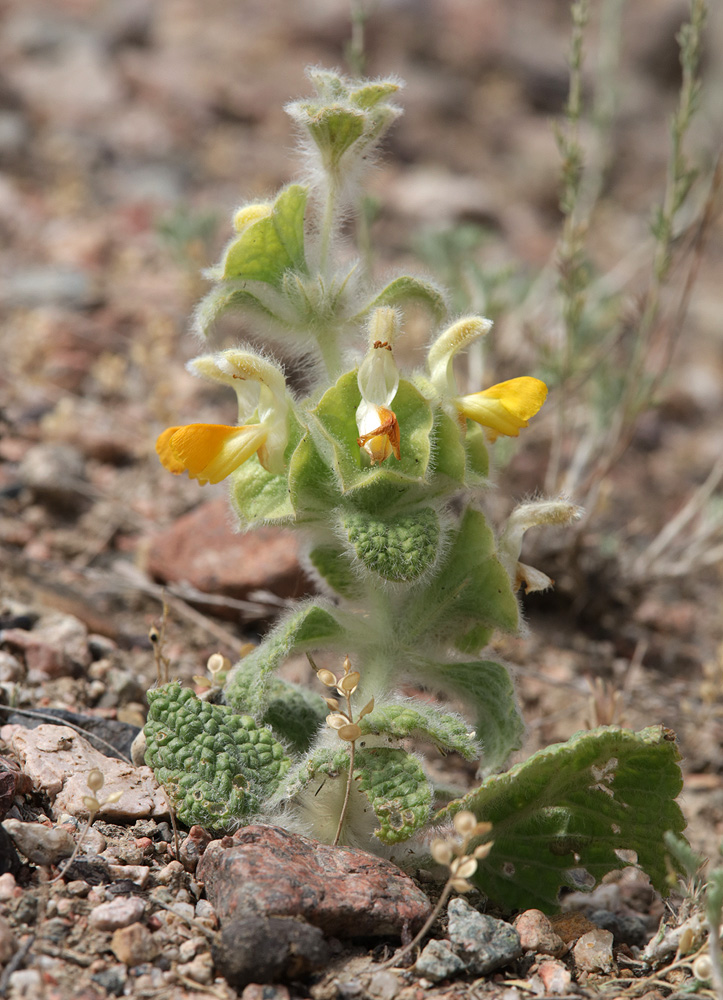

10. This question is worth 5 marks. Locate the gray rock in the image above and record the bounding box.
[212,914,330,988]
[415,938,467,982]
[447,897,522,975]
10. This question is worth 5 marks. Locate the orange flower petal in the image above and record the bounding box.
[156,423,267,485]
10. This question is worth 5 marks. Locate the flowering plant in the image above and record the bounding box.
[143,68,685,912]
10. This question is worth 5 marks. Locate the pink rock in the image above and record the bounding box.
[144,498,312,611]
[197,824,432,938]
[89,896,146,931]
[514,908,566,956]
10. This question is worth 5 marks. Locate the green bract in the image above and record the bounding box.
[146,66,685,911]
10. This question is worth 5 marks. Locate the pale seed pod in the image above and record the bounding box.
[318,669,338,688]
[86,769,104,793]
[453,810,477,837]
[325,697,340,710]
[104,790,124,805]
[207,652,230,677]
[326,713,350,730]
[342,655,353,674]
[451,856,478,879]
[82,795,100,813]
[449,877,473,893]
[430,838,453,866]
[339,671,360,694]
[473,842,493,860]
[337,723,362,742]
[358,697,375,719]
[692,954,713,983]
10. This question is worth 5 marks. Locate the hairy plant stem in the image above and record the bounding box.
[333,688,357,847]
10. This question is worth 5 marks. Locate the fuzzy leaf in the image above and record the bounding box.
[287,432,341,521]
[193,284,289,339]
[342,506,440,582]
[229,415,303,527]
[464,421,490,482]
[144,682,290,831]
[439,726,686,912]
[400,507,518,653]
[284,744,432,846]
[312,370,434,497]
[224,602,344,715]
[356,276,447,325]
[416,659,524,774]
[307,543,361,599]
[222,184,308,285]
[354,747,433,844]
[359,702,480,760]
[226,662,328,753]
[427,407,467,487]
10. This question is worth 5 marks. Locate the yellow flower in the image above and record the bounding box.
[156,348,290,484]
[156,423,268,485]
[455,377,547,440]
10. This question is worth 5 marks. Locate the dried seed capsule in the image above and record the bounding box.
[337,723,362,742]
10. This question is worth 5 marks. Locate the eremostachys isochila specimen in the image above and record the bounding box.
[143,68,685,913]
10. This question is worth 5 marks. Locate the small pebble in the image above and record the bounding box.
[447,897,522,975]
[110,922,159,966]
[179,938,202,962]
[535,958,573,994]
[177,952,214,985]
[66,880,91,898]
[90,896,146,931]
[78,827,107,856]
[241,984,291,1000]
[156,860,185,885]
[415,939,467,982]
[7,969,42,998]
[194,899,217,924]
[573,928,615,973]
[515,909,566,956]
[367,970,401,1000]
[106,864,150,887]
[0,872,19,901]
[0,916,17,964]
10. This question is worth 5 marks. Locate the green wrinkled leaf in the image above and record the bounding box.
[400,506,518,653]
[354,747,433,844]
[415,659,524,775]
[222,184,308,285]
[312,371,433,497]
[224,602,344,715]
[144,682,290,832]
[342,506,440,582]
[359,701,480,760]
[354,275,447,325]
[439,726,686,912]
[225,662,328,753]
